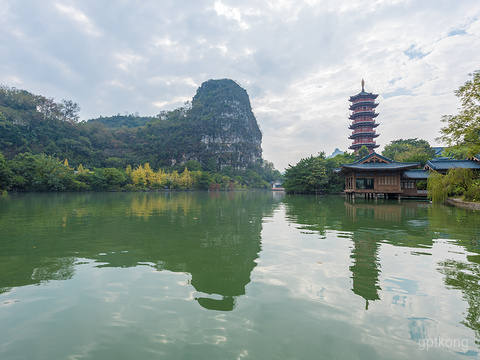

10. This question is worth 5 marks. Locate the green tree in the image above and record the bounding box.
[10,153,77,192]
[428,168,480,202]
[382,138,435,165]
[0,152,13,191]
[59,99,81,123]
[98,168,128,190]
[283,153,329,194]
[183,160,202,172]
[196,172,213,190]
[427,171,448,203]
[283,152,355,194]
[357,145,369,158]
[438,70,480,158]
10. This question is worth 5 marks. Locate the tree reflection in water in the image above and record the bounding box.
[0,191,282,311]
[283,195,480,346]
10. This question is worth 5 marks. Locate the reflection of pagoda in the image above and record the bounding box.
[350,235,381,310]
[348,80,380,154]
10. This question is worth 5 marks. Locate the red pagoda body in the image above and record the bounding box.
[348,80,380,154]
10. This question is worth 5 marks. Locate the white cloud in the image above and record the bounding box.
[214,1,250,30]
[1,0,480,170]
[54,3,101,36]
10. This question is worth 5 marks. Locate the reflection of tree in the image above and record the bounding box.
[284,196,439,309]
[438,257,480,345]
[283,195,347,236]
[0,249,76,292]
[427,204,480,253]
[344,200,435,248]
[0,191,280,311]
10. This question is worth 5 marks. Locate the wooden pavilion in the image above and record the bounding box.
[340,152,420,199]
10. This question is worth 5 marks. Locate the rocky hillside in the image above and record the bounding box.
[0,79,265,172]
[188,79,263,169]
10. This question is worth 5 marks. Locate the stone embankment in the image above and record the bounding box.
[445,198,480,211]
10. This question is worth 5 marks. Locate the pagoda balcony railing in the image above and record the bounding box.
[349,119,378,126]
[351,129,376,135]
[351,140,377,145]
[353,118,376,123]
[353,108,374,113]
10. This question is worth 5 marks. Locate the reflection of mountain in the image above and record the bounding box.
[0,191,280,310]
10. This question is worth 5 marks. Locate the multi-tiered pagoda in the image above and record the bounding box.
[348,80,379,154]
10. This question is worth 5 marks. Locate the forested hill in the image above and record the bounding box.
[89,114,153,129]
[0,79,271,175]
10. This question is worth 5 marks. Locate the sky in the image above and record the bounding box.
[1,0,480,171]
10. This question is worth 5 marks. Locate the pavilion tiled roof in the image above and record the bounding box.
[402,169,430,179]
[340,152,420,171]
[424,159,480,171]
[341,162,420,171]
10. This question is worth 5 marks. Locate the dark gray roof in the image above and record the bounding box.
[340,152,420,171]
[350,152,395,165]
[432,147,444,156]
[402,170,430,179]
[425,159,480,170]
[342,162,420,171]
[349,91,378,101]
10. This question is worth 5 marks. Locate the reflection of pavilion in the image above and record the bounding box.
[345,201,404,310]
[345,201,402,223]
[344,200,435,309]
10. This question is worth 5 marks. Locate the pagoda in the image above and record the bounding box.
[348,80,379,154]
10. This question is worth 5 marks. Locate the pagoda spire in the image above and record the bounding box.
[348,81,380,155]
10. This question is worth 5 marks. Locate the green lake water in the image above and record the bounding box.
[0,191,479,359]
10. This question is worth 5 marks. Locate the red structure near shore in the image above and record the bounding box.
[348,80,380,154]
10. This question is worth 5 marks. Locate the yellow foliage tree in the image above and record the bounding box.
[155,168,168,187]
[125,165,133,177]
[143,163,156,186]
[179,168,193,189]
[131,164,146,186]
[77,164,91,174]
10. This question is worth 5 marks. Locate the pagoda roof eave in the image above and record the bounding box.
[349,92,379,101]
[349,122,379,129]
[349,144,380,150]
[349,103,379,110]
[349,113,379,120]
[349,133,380,139]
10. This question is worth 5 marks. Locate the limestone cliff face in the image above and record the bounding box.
[189,79,262,170]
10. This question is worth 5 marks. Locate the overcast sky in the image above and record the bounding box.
[1,0,480,170]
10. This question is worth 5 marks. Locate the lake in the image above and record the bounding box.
[0,191,479,359]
